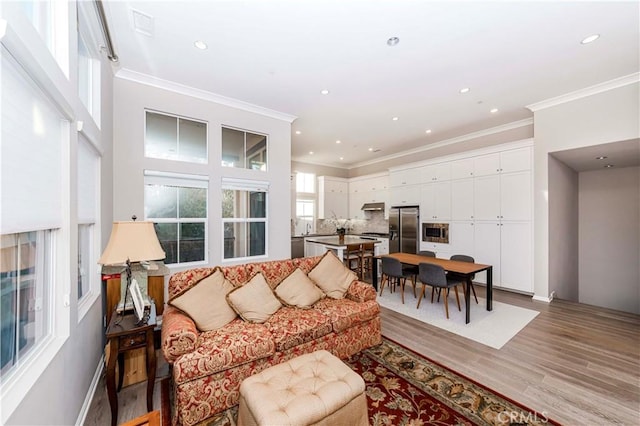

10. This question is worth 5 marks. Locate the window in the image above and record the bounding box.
[77,135,99,305]
[144,172,208,265]
[20,0,69,77]
[222,179,268,260]
[296,172,315,193]
[77,30,101,125]
[295,172,316,235]
[221,127,267,170]
[145,111,207,163]
[1,231,53,378]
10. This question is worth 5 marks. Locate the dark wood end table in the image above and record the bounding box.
[105,304,157,426]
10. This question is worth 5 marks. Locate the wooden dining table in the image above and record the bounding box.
[372,253,492,324]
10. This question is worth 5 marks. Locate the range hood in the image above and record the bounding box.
[361,202,385,211]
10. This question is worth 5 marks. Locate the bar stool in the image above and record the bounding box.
[359,242,376,280]
[344,243,363,277]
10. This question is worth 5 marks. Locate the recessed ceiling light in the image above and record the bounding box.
[490,108,499,113]
[595,155,607,160]
[426,129,432,134]
[194,40,208,50]
[387,37,400,47]
[309,151,314,155]
[604,164,614,168]
[392,117,399,121]
[368,147,373,152]
[320,89,330,95]
[295,130,301,135]
[339,157,344,160]
[459,87,470,94]
[581,34,600,44]
[336,140,341,144]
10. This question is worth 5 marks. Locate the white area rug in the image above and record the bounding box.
[377,286,539,350]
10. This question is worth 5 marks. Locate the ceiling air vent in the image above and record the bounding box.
[132,9,154,37]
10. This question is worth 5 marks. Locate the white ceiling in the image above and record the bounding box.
[103,0,640,169]
[551,138,640,172]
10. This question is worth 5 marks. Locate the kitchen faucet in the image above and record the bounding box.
[306,223,312,235]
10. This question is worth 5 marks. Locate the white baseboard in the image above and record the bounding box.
[75,354,104,426]
[532,294,553,303]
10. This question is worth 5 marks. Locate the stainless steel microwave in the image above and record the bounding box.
[422,223,449,243]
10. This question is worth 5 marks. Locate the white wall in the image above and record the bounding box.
[3,1,114,424]
[548,155,579,301]
[578,166,640,314]
[532,80,640,300]
[112,77,292,275]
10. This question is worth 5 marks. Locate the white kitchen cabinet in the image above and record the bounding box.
[473,153,501,177]
[474,175,501,220]
[318,176,348,219]
[450,158,475,180]
[451,178,474,221]
[500,171,531,221]
[449,221,474,256]
[500,147,531,174]
[422,162,451,183]
[420,242,452,259]
[472,221,532,292]
[420,182,451,221]
[500,221,532,292]
[348,174,389,219]
[390,167,422,187]
[390,185,420,206]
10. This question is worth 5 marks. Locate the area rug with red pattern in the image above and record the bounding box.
[163,337,559,426]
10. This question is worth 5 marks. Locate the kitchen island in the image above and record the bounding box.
[304,235,382,260]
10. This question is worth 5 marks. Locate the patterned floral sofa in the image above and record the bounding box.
[161,253,382,426]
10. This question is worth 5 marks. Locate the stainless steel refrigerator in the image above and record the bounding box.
[389,206,419,254]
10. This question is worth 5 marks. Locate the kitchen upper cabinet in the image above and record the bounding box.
[390,185,420,206]
[348,174,389,219]
[451,178,474,221]
[450,158,475,180]
[500,147,531,174]
[422,163,451,183]
[420,182,451,221]
[318,176,348,219]
[473,147,531,176]
[348,191,367,220]
[390,167,421,187]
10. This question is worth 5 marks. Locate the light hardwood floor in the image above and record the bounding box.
[84,288,640,425]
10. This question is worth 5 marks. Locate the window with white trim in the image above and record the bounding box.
[294,172,316,235]
[144,172,208,265]
[77,24,101,125]
[221,127,267,170]
[77,135,99,305]
[222,179,268,260]
[145,111,208,164]
[0,232,53,378]
[20,0,69,77]
[0,45,67,380]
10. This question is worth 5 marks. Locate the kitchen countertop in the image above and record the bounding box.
[305,235,382,247]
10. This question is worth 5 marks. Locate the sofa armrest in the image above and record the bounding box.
[346,280,377,303]
[161,305,199,364]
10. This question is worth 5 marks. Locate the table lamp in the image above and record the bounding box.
[98,218,166,322]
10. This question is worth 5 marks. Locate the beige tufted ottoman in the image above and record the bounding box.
[237,350,368,426]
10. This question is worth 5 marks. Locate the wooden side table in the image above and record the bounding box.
[106,304,157,426]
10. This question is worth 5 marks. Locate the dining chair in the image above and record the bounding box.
[418,250,436,257]
[404,250,436,293]
[450,254,478,304]
[379,257,415,303]
[417,262,464,319]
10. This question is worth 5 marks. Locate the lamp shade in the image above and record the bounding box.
[98,221,166,265]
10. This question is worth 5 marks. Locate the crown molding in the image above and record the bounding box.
[115,68,298,123]
[527,73,640,112]
[348,118,533,169]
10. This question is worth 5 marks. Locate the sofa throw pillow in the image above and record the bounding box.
[275,268,325,308]
[169,268,237,332]
[308,251,358,299]
[226,272,282,323]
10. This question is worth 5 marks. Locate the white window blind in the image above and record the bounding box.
[0,48,66,234]
[77,134,98,224]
